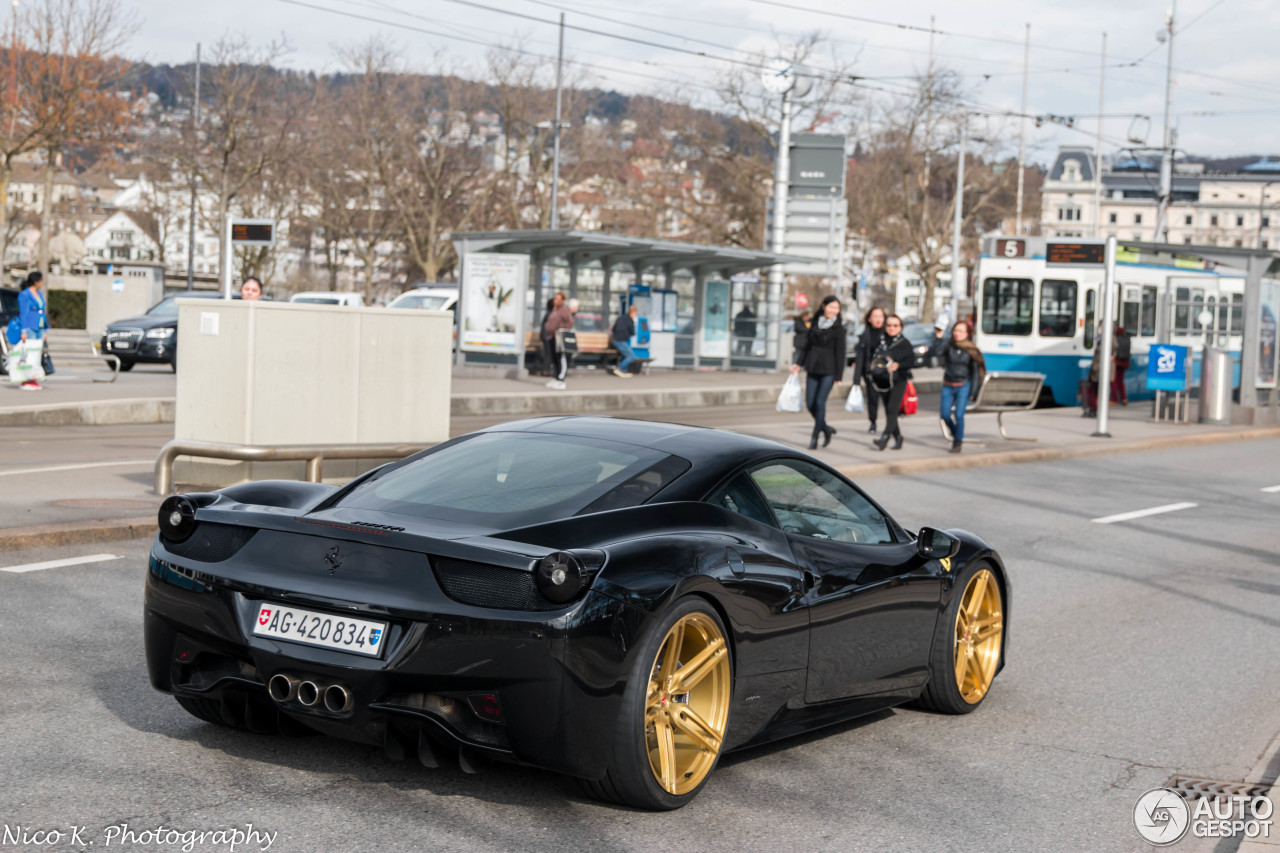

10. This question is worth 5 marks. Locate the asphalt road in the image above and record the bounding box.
[2,438,1277,852]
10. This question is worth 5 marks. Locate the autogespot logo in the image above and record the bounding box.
[1134,788,1191,846]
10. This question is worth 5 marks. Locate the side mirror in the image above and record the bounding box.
[917,527,961,561]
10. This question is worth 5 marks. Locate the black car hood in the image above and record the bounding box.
[106,313,173,331]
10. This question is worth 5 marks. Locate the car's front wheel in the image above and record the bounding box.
[917,563,1004,714]
[583,597,733,810]
[116,358,135,372]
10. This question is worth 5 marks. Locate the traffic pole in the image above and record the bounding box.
[1093,235,1116,437]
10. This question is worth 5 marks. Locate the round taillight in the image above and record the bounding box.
[534,551,584,604]
[158,495,198,544]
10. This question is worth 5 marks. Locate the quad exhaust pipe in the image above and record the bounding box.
[268,673,352,714]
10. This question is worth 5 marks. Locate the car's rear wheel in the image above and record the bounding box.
[582,597,733,810]
[916,563,1004,714]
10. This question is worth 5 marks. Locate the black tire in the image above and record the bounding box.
[916,562,1004,715]
[116,359,135,372]
[169,354,177,373]
[581,596,733,810]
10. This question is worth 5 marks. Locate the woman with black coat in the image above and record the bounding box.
[790,295,846,449]
[868,313,915,451]
[929,321,986,453]
[852,306,886,434]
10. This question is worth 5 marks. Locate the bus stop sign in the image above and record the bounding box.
[1147,343,1190,391]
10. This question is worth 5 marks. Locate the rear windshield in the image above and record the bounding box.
[337,432,689,527]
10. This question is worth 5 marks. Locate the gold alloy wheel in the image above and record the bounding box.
[644,612,731,796]
[953,568,1003,704]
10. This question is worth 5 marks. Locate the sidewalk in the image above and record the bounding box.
[0,363,946,424]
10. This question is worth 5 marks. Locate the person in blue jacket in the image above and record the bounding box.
[7,272,47,390]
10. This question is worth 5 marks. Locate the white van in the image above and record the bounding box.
[289,291,365,307]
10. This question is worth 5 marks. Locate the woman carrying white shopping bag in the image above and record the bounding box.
[7,272,47,390]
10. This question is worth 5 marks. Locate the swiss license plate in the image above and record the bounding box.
[252,603,388,658]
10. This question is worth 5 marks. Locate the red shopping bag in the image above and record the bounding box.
[900,380,918,415]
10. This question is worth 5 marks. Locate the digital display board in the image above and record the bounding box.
[231,222,274,245]
[1046,242,1105,265]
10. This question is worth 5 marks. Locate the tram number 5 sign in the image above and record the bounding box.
[996,239,1025,258]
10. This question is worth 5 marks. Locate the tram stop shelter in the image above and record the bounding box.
[449,230,808,373]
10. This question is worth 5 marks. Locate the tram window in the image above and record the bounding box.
[1231,294,1244,334]
[1174,287,1190,333]
[1039,280,1077,337]
[1084,289,1096,349]
[1218,297,1230,339]
[1140,287,1157,336]
[1122,299,1140,335]
[982,278,1034,336]
[1192,290,1204,332]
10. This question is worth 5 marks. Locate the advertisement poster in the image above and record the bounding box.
[1259,280,1280,389]
[699,280,731,358]
[459,253,528,354]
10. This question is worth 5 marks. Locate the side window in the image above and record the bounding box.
[1039,279,1077,337]
[0,290,17,316]
[981,278,1034,336]
[749,461,893,544]
[707,474,775,528]
[1140,286,1157,336]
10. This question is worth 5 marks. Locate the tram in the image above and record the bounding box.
[972,237,1246,406]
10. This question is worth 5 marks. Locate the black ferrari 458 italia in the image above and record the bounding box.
[145,416,1008,810]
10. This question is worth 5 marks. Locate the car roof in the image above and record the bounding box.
[395,287,456,297]
[292,291,359,299]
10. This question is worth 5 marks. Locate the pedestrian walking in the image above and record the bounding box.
[734,303,757,356]
[7,272,48,390]
[869,313,915,451]
[610,303,639,378]
[1111,323,1131,405]
[790,295,846,450]
[930,321,986,453]
[543,295,576,390]
[790,312,810,364]
[852,306,887,435]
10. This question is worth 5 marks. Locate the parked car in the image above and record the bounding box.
[289,291,364,307]
[902,321,939,368]
[100,291,230,372]
[387,287,457,316]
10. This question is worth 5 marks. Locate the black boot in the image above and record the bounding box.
[873,433,889,451]
[822,426,836,447]
[949,440,962,453]
[867,420,877,434]
[891,432,903,450]
[809,427,820,450]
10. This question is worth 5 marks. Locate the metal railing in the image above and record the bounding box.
[154,439,433,495]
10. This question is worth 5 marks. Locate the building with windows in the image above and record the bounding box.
[1041,147,1280,248]
[83,210,161,263]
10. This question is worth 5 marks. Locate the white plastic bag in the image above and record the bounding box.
[845,383,865,413]
[776,373,804,413]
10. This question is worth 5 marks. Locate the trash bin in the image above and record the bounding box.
[1198,346,1233,425]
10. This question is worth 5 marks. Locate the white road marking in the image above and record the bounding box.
[0,459,151,477]
[1,553,122,573]
[1262,485,1280,493]
[1091,502,1199,524]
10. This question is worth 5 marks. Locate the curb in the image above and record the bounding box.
[449,378,944,417]
[5,424,1277,552]
[0,398,175,427]
[836,425,1280,479]
[0,516,157,551]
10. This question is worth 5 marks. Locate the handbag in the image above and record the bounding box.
[40,343,54,376]
[776,373,803,413]
[899,380,918,416]
[868,354,894,392]
[555,328,579,354]
[845,383,865,413]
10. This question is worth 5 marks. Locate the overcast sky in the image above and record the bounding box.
[125,0,1280,166]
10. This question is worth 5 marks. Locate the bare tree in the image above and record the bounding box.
[847,72,1020,324]
[169,34,304,285]
[25,0,135,274]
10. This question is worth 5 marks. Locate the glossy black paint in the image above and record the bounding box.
[144,416,1010,781]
